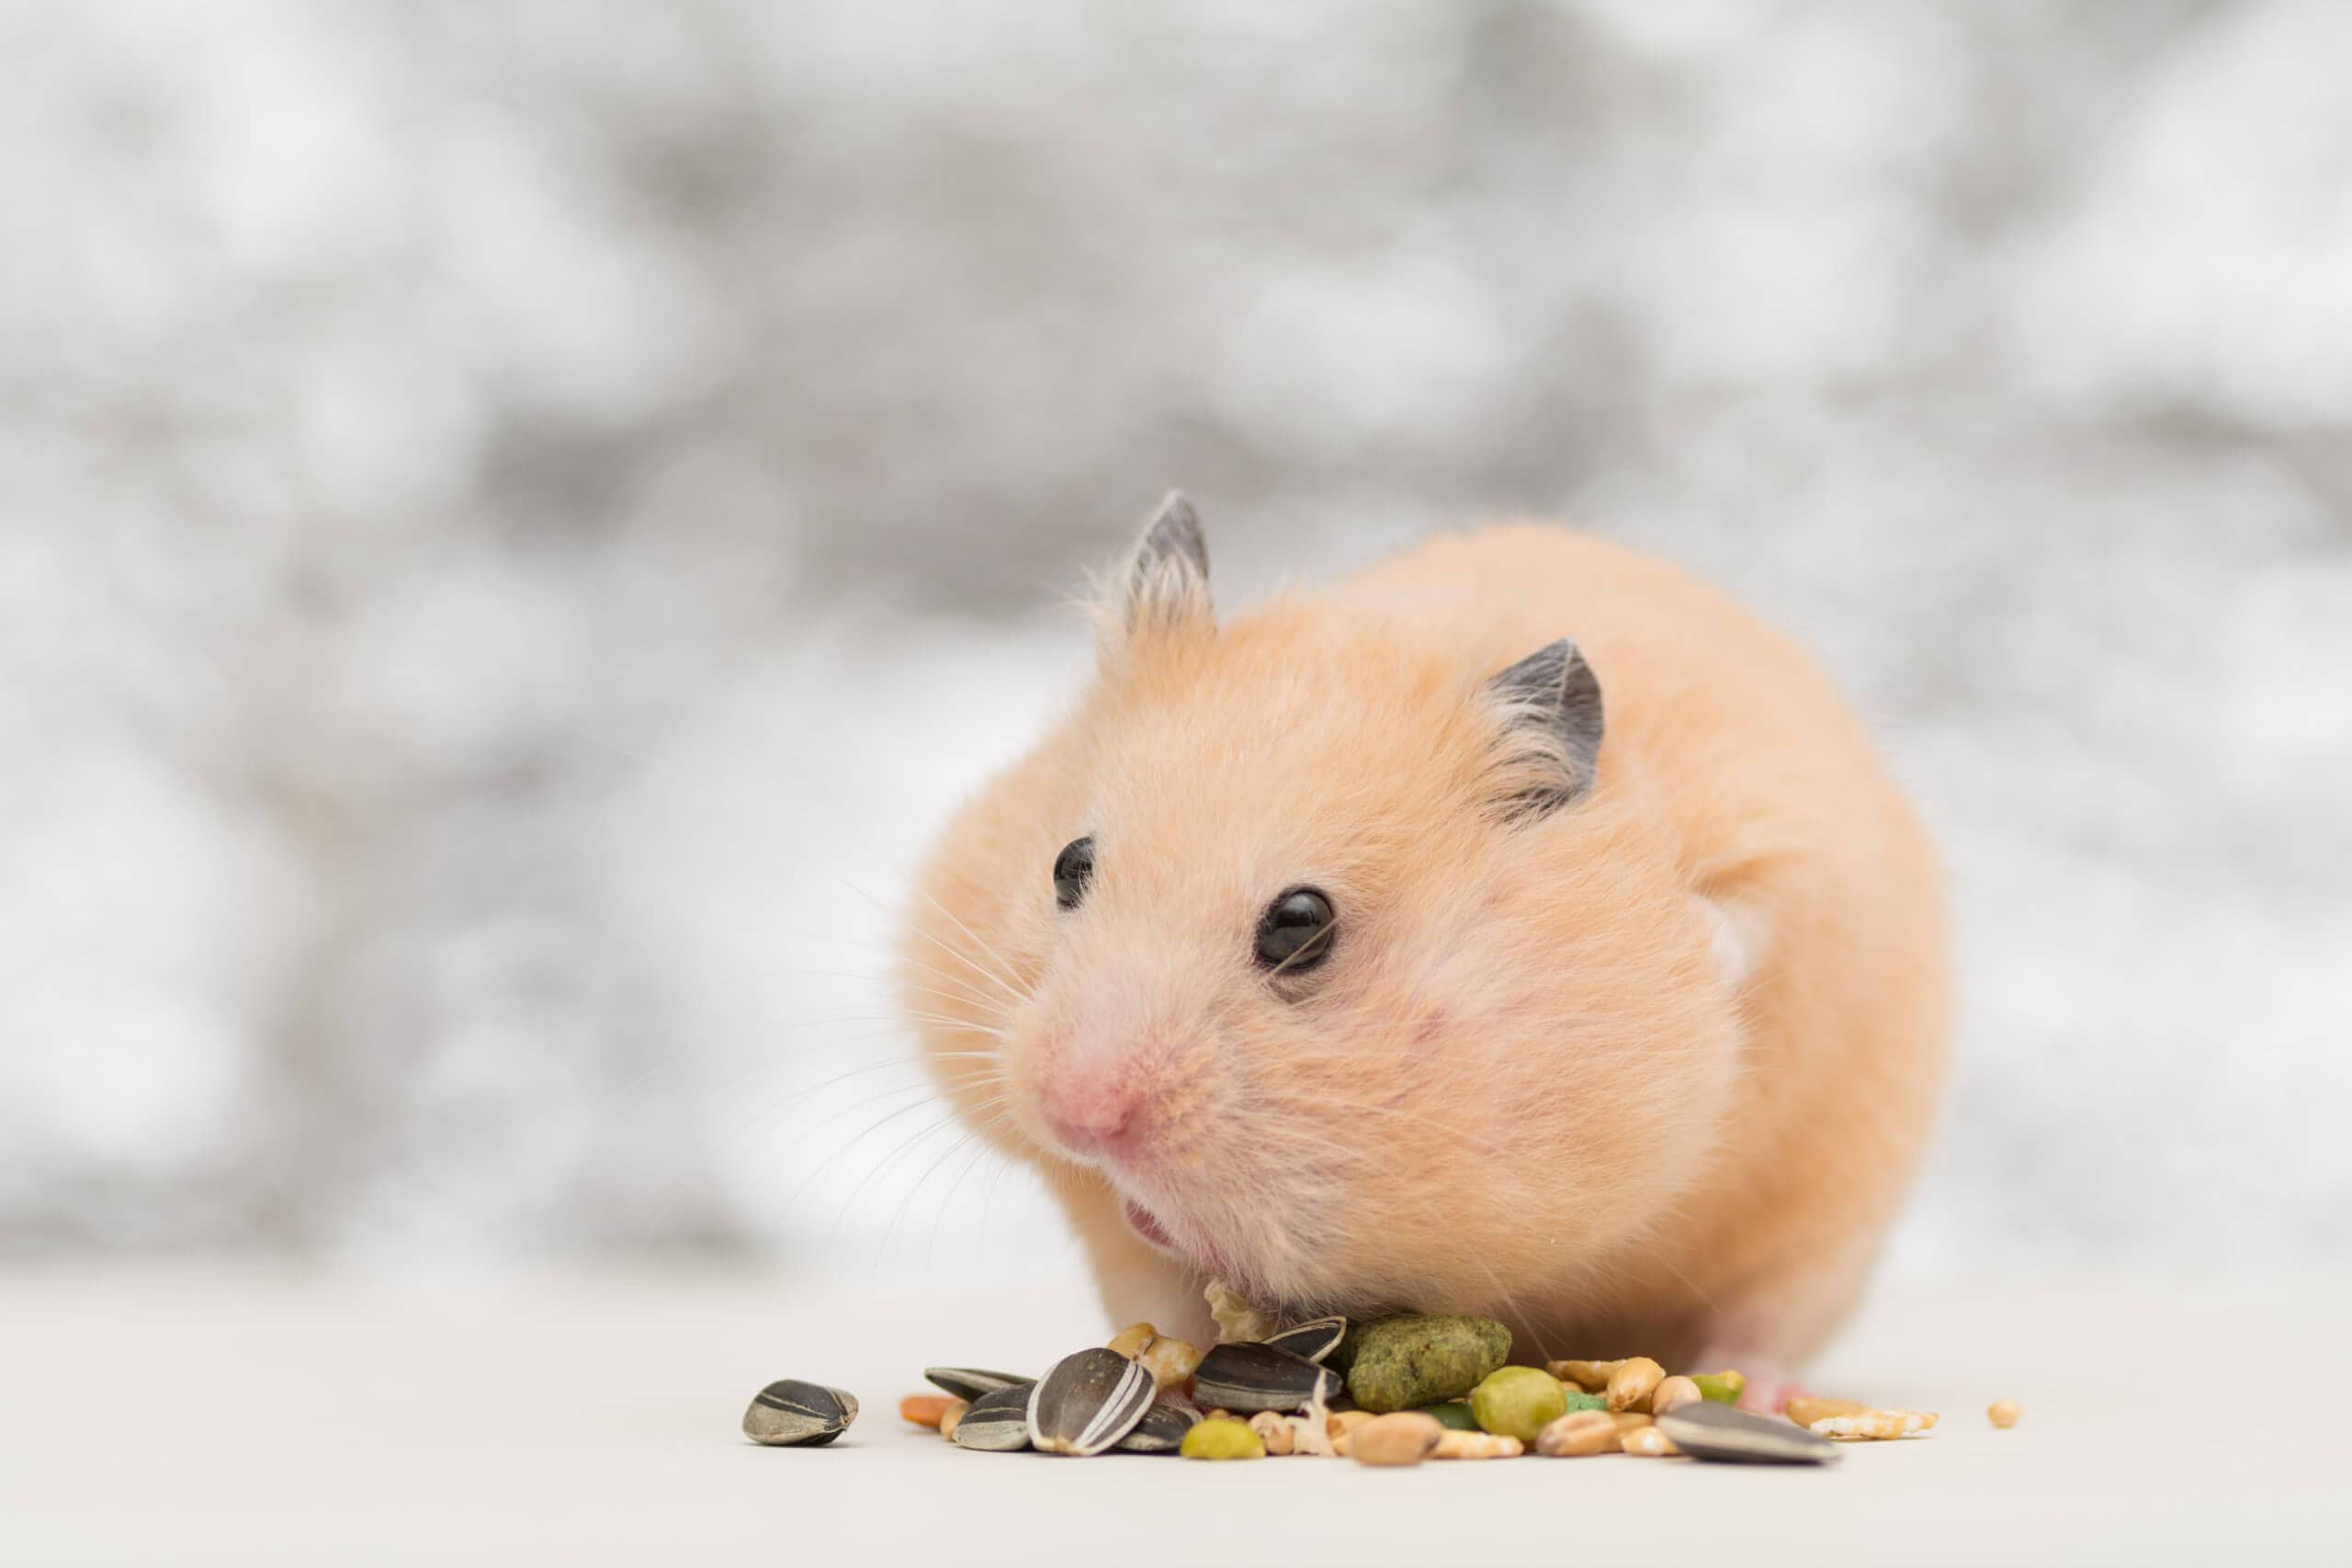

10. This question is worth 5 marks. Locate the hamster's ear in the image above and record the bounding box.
[1118,491,1213,633]
[1485,637,1605,819]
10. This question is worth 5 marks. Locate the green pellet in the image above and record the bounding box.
[1417,1401,1483,1432]
[1469,1367,1568,1443]
[1691,1371,1746,1405]
[1338,1315,1512,1413]
[1562,1389,1608,1413]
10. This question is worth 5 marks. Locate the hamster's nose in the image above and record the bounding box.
[1041,1063,1148,1161]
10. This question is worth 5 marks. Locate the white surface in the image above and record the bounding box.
[4,1267,2343,1566]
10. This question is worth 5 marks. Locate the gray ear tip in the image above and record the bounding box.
[1134,490,1209,581]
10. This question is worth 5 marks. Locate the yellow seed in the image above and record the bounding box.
[1535,1409,1620,1457]
[1606,1358,1665,1413]
[1988,1399,2021,1429]
[935,1398,969,1440]
[1545,1359,1626,1392]
[1609,1412,1654,1434]
[1621,1427,1680,1457]
[1784,1396,1870,1428]
[1139,1336,1203,1391]
[1328,1409,1374,1439]
[1350,1412,1447,1467]
[1650,1375,1703,1417]
[1181,1417,1266,1460]
[1106,1322,1159,1360]
[1432,1429,1523,1460]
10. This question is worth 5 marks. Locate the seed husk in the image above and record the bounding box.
[1656,1400,1843,1465]
[1192,1341,1344,1414]
[1260,1316,1348,1365]
[1027,1347,1158,1456]
[948,1385,1035,1452]
[743,1380,859,1447]
[924,1367,1033,1403]
[1114,1400,1202,1454]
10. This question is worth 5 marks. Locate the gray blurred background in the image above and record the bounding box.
[4,0,2346,1282]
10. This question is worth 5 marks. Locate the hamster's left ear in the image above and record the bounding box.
[1119,491,1213,633]
[1486,638,1605,819]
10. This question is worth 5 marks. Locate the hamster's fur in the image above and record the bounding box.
[899,497,1947,1382]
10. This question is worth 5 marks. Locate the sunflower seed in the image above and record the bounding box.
[948,1385,1035,1452]
[1114,1400,1203,1453]
[742,1380,859,1447]
[1260,1316,1347,1364]
[1026,1348,1157,1456]
[924,1367,1033,1403]
[1655,1401,1843,1465]
[1192,1342,1343,1414]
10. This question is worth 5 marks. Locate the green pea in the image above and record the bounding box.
[1468,1367,1568,1443]
[1691,1371,1746,1405]
[1180,1417,1265,1460]
[1417,1401,1483,1431]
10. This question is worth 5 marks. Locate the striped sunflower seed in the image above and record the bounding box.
[742,1380,859,1448]
[948,1385,1035,1452]
[1192,1342,1343,1415]
[1027,1348,1157,1456]
[924,1367,1033,1403]
[1259,1316,1348,1364]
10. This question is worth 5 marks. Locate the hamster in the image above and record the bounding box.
[899,494,1948,1393]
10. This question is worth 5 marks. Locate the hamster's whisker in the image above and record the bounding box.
[898,965,1017,1021]
[911,889,1035,1003]
[899,1010,1011,1040]
[827,1105,987,1248]
[872,1124,990,1290]
[924,1134,1008,1284]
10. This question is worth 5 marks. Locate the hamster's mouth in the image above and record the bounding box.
[1121,1198,1177,1252]
[1120,1196,1229,1279]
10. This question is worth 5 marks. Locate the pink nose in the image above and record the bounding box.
[1042,1066,1147,1158]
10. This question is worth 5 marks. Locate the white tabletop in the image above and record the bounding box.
[4,1266,2340,1567]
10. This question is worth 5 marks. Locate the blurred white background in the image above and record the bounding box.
[4,0,2347,1290]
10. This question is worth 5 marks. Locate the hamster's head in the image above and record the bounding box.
[902,497,1738,1321]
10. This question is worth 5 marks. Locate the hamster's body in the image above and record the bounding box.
[901,504,1947,1383]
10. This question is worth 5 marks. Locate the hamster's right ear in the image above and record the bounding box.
[1116,490,1214,635]
[1485,637,1605,820]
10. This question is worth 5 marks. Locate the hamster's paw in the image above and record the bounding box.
[1688,1346,1808,1415]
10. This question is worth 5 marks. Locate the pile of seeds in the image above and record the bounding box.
[744,1282,2015,1466]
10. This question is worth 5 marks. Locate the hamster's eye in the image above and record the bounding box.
[1052,836,1096,910]
[1255,887,1335,973]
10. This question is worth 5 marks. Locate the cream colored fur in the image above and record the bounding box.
[899,520,1949,1369]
